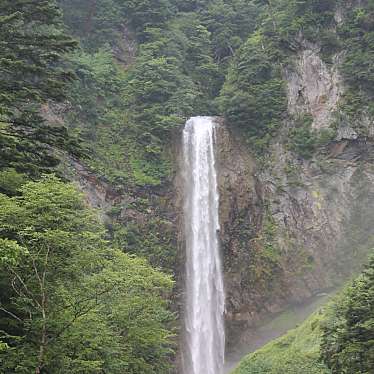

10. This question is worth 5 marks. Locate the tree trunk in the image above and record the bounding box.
[35,307,47,373]
[35,247,49,374]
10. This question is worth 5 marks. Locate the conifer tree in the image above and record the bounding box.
[0,0,79,175]
[0,0,76,122]
[321,255,374,373]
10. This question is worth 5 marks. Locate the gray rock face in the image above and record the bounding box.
[219,127,374,355]
[286,47,342,129]
[336,126,359,141]
[67,158,122,223]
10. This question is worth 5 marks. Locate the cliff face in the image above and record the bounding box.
[65,154,180,276]
[286,47,342,130]
[218,42,374,354]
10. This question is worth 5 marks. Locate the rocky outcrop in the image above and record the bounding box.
[65,156,180,276]
[114,25,137,67]
[68,158,121,212]
[286,46,342,130]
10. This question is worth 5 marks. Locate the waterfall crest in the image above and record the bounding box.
[182,116,225,374]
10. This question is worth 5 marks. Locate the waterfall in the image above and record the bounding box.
[182,116,225,374]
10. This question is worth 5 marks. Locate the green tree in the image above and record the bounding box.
[58,0,123,49]
[203,0,259,62]
[219,32,286,144]
[0,0,76,122]
[121,0,175,37]
[0,0,80,176]
[321,255,374,373]
[0,176,174,373]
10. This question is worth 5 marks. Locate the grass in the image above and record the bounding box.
[232,310,330,374]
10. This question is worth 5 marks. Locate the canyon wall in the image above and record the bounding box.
[217,42,374,354]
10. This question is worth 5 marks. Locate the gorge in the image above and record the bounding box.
[0,0,374,373]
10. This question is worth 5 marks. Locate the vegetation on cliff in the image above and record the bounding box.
[220,0,374,155]
[0,0,80,176]
[57,0,260,186]
[337,1,374,130]
[233,254,374,374]
[219,0,337,151]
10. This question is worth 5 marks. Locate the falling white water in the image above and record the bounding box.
[182,116,225,374]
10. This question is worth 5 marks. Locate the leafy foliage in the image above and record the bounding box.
[287,115,335,159]
[0,0,81,177]
[0,176,174,373]
[111,215,177,272]
[219,32,286,149]
[202,0,259,63]
[336,2,374,124]
[288,115,317,159]
[0,168,27,196]
[321,254,374,373]
[0,0,76,120]
[122,0,175,37]
[57,0,263,183]
[65,45,176,186]
[260,0,337,44]
[58,0,124,49]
